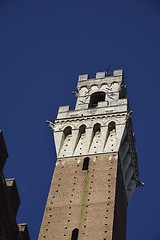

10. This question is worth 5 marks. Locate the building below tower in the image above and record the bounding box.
[0,130,30,240]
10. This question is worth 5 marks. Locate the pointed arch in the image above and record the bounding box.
[79,124,86,134]
[105,121,116,142]
[73,124,87,155]
[108,121,116,133]
[64,126,72,138]
[59,126,72,156]
[89,123,102,153]
[104,121,117,152]
[93,123,101,135]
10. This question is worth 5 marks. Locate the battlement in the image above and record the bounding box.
[78,69,123,82]
[57,99,128,119]
[56,69,126,118]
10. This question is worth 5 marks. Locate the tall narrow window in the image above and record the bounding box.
[82,157,90,171]
[71,228,79,240]
[59,126,72,155]
[64,126,72,138]
[88,91,105,108]
[93,123,101,136]
[79,124,86,135]
[108,121,116,133]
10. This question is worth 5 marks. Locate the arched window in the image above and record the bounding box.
[89,91,105,108]
[60,126,72,153]
[108,121,116,133]
[79,124,86,135]
[93,123,101,136]
[82,157,90,171]
[62,126,72,143]
[71,228,79,240]
[64,126,72,137]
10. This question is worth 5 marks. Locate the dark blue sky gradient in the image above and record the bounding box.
[0,1,160,239]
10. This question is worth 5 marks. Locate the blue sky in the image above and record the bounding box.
[0,0,160,239]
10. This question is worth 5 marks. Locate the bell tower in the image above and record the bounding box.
[38,69,140,240]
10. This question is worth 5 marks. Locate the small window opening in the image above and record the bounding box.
[89,91,105,108]
[82,157,90,171]
[71,228,79,240]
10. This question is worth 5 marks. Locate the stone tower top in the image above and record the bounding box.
[57,69,126,119]
[75,69,125,111]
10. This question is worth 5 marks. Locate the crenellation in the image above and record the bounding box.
[96,71,106,79]
[113,69,123,76]
[78,69,123,84]
[78,74,88,81]
[58,105,70,113]
[57,104,128,120]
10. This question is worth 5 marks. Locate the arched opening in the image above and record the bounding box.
[71,228,79,240]
[73,125,87,155]
[64,126,72,138]
[103,121,116,152]
[108,121,116,133]
[79,124,86,135]
[82,157,90,171]
[93,123,101,136]
[59,126,72,156]
[88,91,105,108]
[78,124,86,145]
[89,123,101,153]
